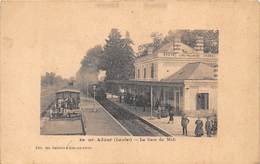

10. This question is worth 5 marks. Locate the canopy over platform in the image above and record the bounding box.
[56,85,80,94]
[56,89,80,94]
[106,79,184,87]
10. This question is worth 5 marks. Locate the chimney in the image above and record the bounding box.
[147,46,153,55]
[195,36,204,53]
[173,36,181,54]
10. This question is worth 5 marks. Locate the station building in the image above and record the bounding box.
[108,36,218,117]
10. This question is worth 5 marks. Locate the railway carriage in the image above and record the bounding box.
[50,88,81,119]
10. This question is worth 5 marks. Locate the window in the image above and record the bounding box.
[143,68,146,79]
[137,69,140,79]
[196,93,209,110]
[151,63,154,79]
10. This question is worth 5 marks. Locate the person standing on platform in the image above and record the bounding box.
[168,106,174,124]
[119,95,122,103]
[155,99,160,119]
[181,115,190,136]
[155,99,160,110]
[195,117,204,137]
[49,107,53,120]
[212,117,218,135]
[205,117,212,137]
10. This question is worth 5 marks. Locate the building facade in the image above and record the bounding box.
[134,37,218,81]
[109,36,218,117]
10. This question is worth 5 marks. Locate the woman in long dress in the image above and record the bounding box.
[195,117,204,137]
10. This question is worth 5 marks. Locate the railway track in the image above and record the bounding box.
[98,99,171,136]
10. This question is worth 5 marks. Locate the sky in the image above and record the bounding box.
[38,2,173,78]
[3,1,221,79]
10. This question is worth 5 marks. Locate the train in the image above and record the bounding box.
[88,83,107,101]
[50,87,81,119]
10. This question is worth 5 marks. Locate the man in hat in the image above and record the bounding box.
[181,114,190,136]
[168,105,174,124]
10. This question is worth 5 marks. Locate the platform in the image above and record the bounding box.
[41,118,83,135]
[109,98,213,137]
[81,97,131,136]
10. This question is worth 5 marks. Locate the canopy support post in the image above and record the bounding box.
[150,85,153,119]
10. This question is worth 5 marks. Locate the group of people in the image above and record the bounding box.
[50,96,80,119]
[154,99,217,137]
[121,93,148,112]
[55,96,80,110]
[120,93,218,137]
[154,100,175,120]
[181,116,217,137]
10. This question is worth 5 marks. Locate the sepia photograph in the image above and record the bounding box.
[40,29,218,137]
[1,1,259,164]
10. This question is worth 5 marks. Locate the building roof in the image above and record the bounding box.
[56,85,80,93]
[161,62,216,82]
[155,42,195,54]
[136,41,196,58]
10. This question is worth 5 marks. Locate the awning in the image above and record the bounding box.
[105,79,184,87]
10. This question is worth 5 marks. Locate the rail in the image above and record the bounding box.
[98,98,172,136]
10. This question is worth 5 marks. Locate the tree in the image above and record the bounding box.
[101,29,135,80]
[80,45,103,72]
[139,30,218,57]
[41,72,68,87]
[150,32,163,51]
[138,32,163,56]
[121,31,135,78]
[76,45,104,93]
[163,29,219,53]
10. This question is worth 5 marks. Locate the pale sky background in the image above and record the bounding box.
[38,2,172,78]
[2,2,260,163]
[3,1,221,78]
